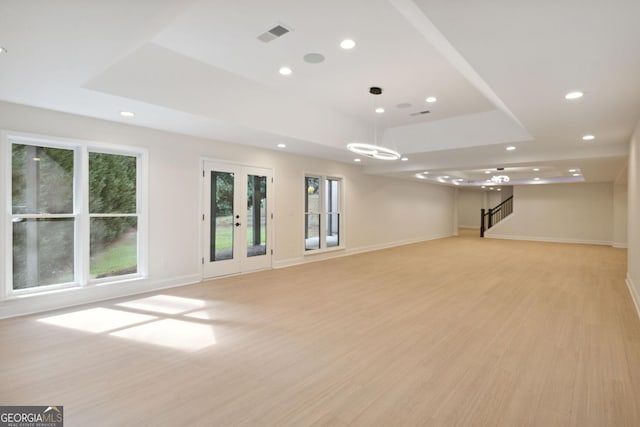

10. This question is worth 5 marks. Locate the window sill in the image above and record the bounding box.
[303,245,346,256]
[90,273,144,286]
[6,274,145,300]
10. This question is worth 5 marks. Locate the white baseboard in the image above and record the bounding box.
[626,274,640,321]
[485,233,613,246]
[274,233,452,269]
[0,274,201,319]
[613,242,628,249]
[458,225,479,230]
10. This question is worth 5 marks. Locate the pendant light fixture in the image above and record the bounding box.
[347,87,401,160]
[490,175,510,184]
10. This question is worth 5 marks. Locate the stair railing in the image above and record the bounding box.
[480,195,513,237]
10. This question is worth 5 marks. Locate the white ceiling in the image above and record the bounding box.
[1,0,638,187]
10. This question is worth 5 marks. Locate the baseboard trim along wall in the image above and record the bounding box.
[627,274,640,321]
[274,232,452,269]
[485,234,613,247]
[0,274,201,320]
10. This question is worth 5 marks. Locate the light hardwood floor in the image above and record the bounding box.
[1,230,639,426]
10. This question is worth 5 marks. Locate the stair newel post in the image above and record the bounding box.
[480,208,486,238]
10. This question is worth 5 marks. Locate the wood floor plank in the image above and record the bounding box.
[1,229,639,426]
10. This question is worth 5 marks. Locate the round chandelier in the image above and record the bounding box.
[347,86,402,161]
[347,142,401,160]
[490,175,510,184]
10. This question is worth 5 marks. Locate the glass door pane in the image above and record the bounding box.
[247,174,267,257]
[210,171,235,262]
[203,162,271,278]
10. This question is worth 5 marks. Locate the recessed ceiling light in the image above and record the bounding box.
[120,111,135,117]
[415,173,426,179]
[425,96,437,103]
[340,39,356,50]
[573,173,581,177]
[484,170,491,174]
[375,107,385,114]
[533,168,540,172]
[497,188,502,191]
[442,175,450,179]
[401,157,408,161]
[534,177,540,181]
[565,91,584,100]
[423,171,429,174]
[481,185,486,189]
[582,134,595,141]
[506,146,516,151]
[354,158,361,162]
[279,66,292,76]
[568,169,577,173]
[277,143,286,148]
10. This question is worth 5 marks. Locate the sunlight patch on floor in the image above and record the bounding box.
[184,309,217,320]
[38,307,156,333]
[110,319,216,351]
[116,294,206,314]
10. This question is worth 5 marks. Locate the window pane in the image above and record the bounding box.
[305,214,320,251]
[12,144,74,214]
[12,218,75,289]
[89,152,137,214]
[327,213,340,248]
[90,217,138,278]
[305,177,320,213]
[211,171,234,261]
[326,179,340,212]
[247,175,267,257]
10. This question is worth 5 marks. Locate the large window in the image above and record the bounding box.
[7,135,145,293]
[12,145,75,289]
[89,152,138,279]
[304,175,343,251]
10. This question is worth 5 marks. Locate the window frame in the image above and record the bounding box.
[303,174,344,254]
[3,131,148,298]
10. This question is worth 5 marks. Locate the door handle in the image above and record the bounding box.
[235,222,241,227]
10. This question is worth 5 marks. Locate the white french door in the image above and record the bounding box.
[202,161,272,278]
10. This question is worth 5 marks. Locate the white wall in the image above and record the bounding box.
[500,186,513,201]
[487,190,502,208]
[613,183,628,248]
[457,189,483,228]
[486,182,614,245]
[0,101,455,317]
[627,119,640,318]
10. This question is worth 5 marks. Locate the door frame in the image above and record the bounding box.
[200,158,273,279]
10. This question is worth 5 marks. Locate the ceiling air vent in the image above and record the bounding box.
[257,24,291,43]
[410,110,431,116]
